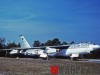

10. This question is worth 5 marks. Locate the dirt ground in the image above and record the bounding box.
[0,57,100,75]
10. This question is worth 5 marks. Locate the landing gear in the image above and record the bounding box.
[70,54,79,60]
[46,56,52,60]
[70,57,77,60]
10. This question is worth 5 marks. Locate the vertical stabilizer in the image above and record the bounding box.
[19,35,31,48]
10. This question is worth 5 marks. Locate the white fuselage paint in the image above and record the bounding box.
[55,43,100,58]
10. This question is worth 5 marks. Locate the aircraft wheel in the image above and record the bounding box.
[70,57,77,60]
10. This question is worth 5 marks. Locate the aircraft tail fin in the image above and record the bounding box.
[19,35,31,48]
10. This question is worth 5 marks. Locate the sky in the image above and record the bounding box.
[0,0,100,45]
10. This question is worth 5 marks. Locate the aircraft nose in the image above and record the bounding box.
[95,45,100,48]
[93,45,100,51]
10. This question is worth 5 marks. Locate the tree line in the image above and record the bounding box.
[0,37,75,49]
[0,37,20,49]
[33,38,75,47]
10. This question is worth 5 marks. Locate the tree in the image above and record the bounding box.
[41,43,45,46]
[33,40,41,47]
[70,41,75,44]
[61,41,68,45]
[0,37,6,49]
[45,38,61,46]
[6,42,20,49]
[18,43,21,47]
[45,40,52,46]
[52,38,61,45]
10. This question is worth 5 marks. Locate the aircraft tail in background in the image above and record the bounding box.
[19,35,31,48]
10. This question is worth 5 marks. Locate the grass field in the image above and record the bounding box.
[0,57,100,75]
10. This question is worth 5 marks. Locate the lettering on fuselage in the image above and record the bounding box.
[69,43,90,49]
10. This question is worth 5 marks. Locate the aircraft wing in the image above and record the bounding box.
[0,45,69,51]
[20,45,70,50]
[46,45,70,49]
[0,49,13,51]
[0,47,22,51]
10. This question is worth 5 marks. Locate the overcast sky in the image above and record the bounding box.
[0,0,100,45]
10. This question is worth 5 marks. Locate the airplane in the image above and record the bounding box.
[19,35,100,60]
[1,35,100,60]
